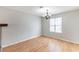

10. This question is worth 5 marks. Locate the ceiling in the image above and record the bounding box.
[4,6,79,16]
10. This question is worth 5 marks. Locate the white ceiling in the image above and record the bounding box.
[4,6,79,16]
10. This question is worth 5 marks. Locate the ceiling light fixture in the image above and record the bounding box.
[40,6,52,20]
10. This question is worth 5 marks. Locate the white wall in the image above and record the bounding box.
[42,10,79,44]
[0,7,41,47]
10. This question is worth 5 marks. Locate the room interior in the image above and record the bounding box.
[0,6,79,52]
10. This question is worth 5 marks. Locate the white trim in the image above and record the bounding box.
[42,35,79,44]
[2,35,41,48]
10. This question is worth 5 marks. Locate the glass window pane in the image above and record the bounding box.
[55,17,62,25]
[50,18,55,25]
[55,26,62,33]
[50,26,54,32]
[50,17,62,33]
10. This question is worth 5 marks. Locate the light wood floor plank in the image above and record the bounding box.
[3,36,79,52]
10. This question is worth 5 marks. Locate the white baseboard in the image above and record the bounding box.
[2,35,41,48]
[42,35,79,44]
[2,34,79,48]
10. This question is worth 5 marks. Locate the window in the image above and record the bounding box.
[50,17,62,33]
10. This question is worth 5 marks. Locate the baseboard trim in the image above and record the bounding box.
[42,35,79,44]
[2,35,41,48]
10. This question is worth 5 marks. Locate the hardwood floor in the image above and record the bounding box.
[3,36,79,52]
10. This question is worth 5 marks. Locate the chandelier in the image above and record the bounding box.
[40,6,52,20]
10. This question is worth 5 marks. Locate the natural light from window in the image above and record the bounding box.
[50,17,62,33]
